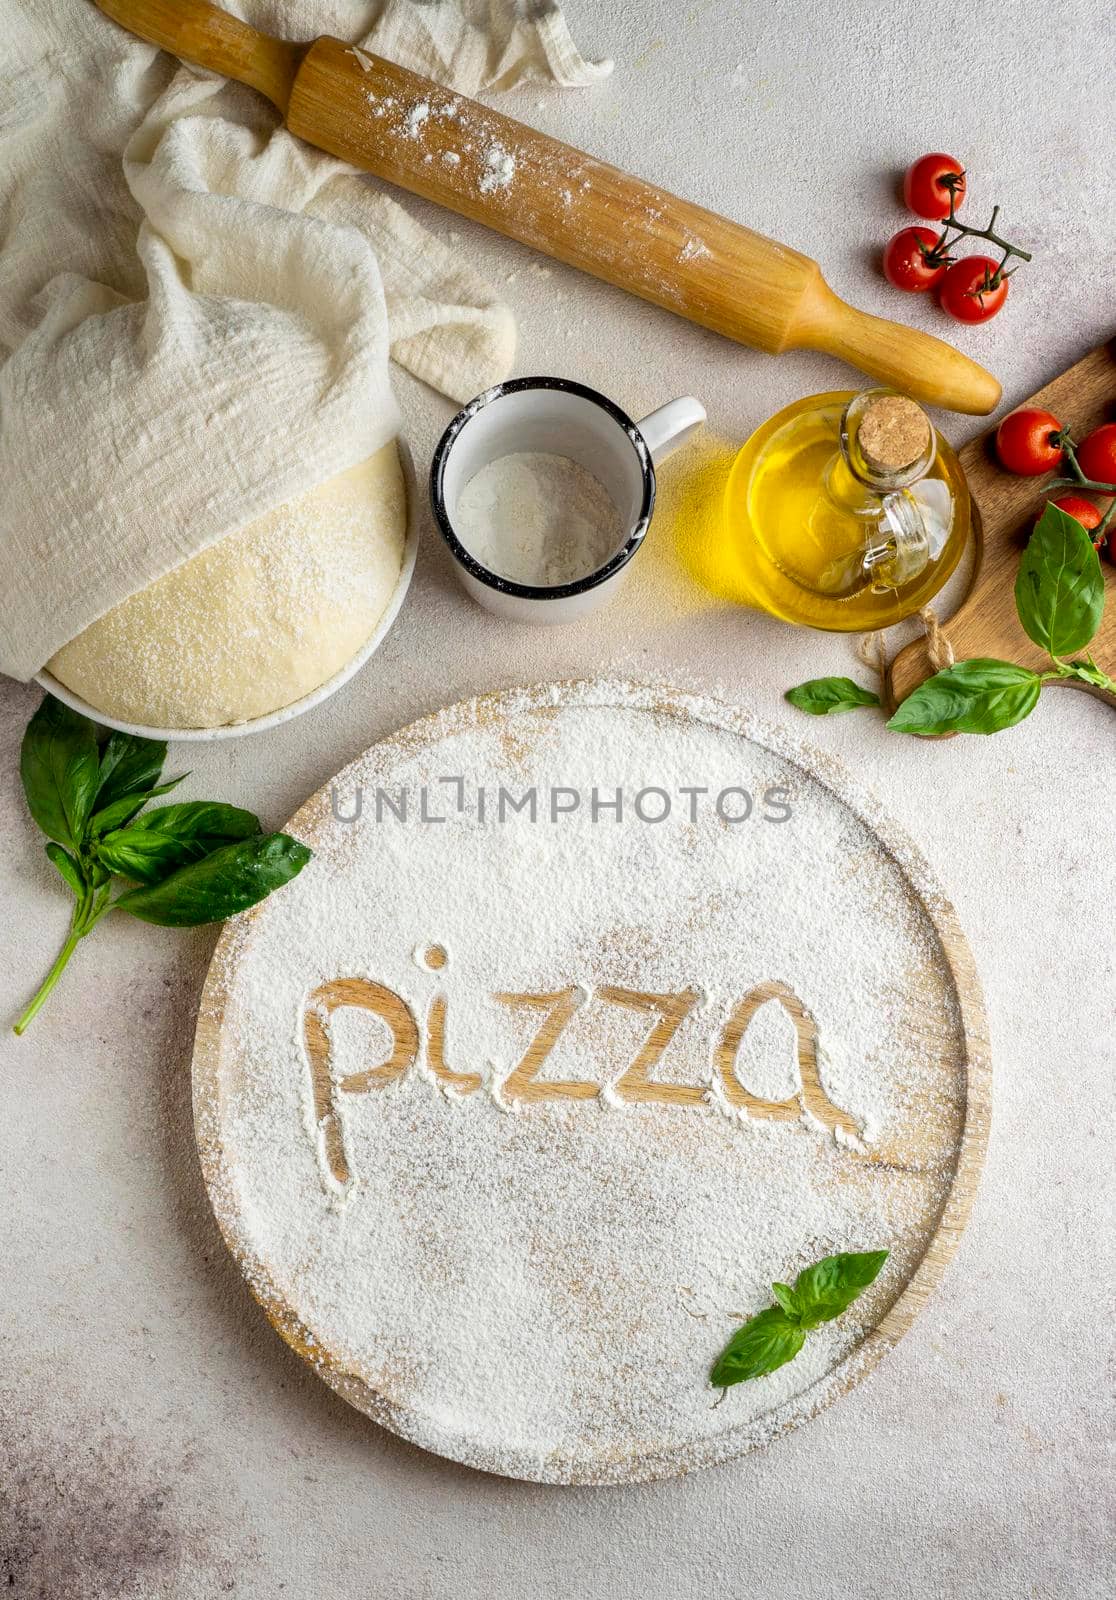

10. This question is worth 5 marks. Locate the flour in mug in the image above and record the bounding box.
[454,452,624,585]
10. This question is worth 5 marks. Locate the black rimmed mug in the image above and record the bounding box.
[430,377,705,623]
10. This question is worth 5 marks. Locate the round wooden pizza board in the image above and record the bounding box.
[192,682,990,1485]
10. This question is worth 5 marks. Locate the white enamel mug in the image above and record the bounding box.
[430,377,706,623]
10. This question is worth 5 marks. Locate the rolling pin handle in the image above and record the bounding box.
[795,279,1002,416]
[636,397,707,464]
[93,0,301,113]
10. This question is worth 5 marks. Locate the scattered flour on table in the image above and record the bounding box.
[453,452,624,585]
[197,683,973,1483]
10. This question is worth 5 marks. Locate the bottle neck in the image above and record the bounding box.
[810,390,942,598]
[840,389,937,491]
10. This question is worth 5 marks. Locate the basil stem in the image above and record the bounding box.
[13,885,111,1036]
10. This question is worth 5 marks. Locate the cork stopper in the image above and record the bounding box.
[857,395,931,475]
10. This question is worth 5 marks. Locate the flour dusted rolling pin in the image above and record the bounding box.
[95,0,1001,415]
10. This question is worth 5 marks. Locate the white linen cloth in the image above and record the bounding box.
[0,0,610,681]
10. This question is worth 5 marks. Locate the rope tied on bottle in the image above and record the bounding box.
[856,605,955,712]
[918,604,956,671]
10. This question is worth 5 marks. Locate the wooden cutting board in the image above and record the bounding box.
[890,339,1116,710]
[191,682,989,1484]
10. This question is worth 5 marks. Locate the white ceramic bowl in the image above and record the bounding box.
[36,443,419,742]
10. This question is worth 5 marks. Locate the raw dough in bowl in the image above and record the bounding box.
[48,442,406,731]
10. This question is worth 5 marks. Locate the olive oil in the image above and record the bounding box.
[722,390,970,631]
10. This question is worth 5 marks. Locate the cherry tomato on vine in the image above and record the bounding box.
[938,256,1008,324]
[903,153,966,221]
[996,409,1066,476]
[1075,423,1116,487]
[1047,495,1103,549]
[882,227,949,292]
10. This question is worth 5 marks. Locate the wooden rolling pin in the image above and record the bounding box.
[95,0,1001,415]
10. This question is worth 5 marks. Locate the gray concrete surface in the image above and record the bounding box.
[2,1,1114,1595]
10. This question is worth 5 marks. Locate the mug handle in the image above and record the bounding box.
[636,396,706,464]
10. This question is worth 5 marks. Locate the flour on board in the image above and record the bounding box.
[197,682,978,1484]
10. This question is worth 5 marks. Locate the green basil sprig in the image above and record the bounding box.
[785,504,1115,736]
[14,695,311,1035]
[710,1249,888,1390]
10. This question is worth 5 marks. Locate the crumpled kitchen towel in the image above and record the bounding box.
[0,0,611,682]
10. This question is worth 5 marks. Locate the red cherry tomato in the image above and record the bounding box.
[938,256,1008,324]
[1048,494,1102,538]
[882,227,949,292]
[903,153,966,221]
[996,409,1066,476]
[1075,423,1116,487]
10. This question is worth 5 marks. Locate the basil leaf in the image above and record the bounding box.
[770,1282,800,1321]
[710,1306,805,1388]
[1015,504,1105,658]
[44,842,85,897]
[96,831,201,885]
[785,677,880,716]
[99,803,262,885]
[89,773,187,837]
[887,659,1041,735]
[95,731,167,810]
[791,1249,889,1331]
[114,833,311,926]
[20,695,101,848]
[129,801,260,842]
[97,832,187,883]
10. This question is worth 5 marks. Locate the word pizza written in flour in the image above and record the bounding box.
[301,947,865,1188]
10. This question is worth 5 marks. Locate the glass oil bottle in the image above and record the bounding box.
[721,388,970,630]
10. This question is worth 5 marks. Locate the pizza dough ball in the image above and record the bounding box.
[48,442,407,730]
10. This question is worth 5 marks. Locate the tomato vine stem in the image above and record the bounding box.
[1045,435,1116,541]
[928,195,1032,283]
